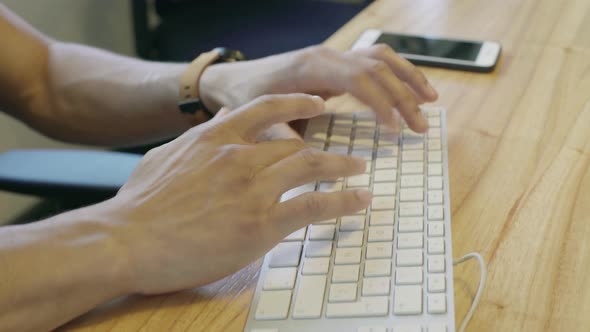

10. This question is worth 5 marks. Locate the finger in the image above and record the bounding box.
[353,44,438,101]
[355,57,428,132]
[271,190,372,233]
[250,139,307,166]
[257,123,302,142]
[260,149,366,193]
[223,94,324,142]
[214,107,231,118]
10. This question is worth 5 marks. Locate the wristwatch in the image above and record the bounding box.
[178,47,246,119]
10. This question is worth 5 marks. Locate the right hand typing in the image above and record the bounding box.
[100,94,372,295]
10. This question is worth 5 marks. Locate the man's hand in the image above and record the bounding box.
[106,94,371,295]
[201,44,438,137]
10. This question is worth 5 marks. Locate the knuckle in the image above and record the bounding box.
[218,143,245,162]
[284,138,307,151]
[411,66,427,82]
[298,148,322,169]
[372,43,392,57]
[305,194,324,214]
[253,95,281,109]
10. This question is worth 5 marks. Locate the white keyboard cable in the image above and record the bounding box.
[452,252,486,332]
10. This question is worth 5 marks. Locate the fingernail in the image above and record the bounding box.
[352,156,367,172]
[427,83,438,99]
[355,189,372,203]
[311,95,325,110]
[416,112,429,132]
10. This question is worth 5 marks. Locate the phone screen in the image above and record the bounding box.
[377,33,482,61]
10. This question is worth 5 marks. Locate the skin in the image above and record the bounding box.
[0,4,438,331]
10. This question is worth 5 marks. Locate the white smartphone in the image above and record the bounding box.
[352,29,501,72]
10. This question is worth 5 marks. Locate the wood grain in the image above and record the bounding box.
[61,0,590,331]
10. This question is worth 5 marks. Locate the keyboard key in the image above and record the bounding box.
[326,296,389,318]
[329,283,357,302]
[263,267,297,290]
[255,290,292,320]
[392,325,422,332]
[427,205,444,220]
[348,174,371,187]
[402,141,424,151]
[428,273,446,293]
[402,150,424,162]
[395,267,423,285]
[269,243,302,267]
[398,217,423,232]
[354,138,375,150]
[401,175,424,188]
[305,241,332,257]
[351,148,373,159]
[397,233,424,249]
[428,255,446,273]
[362,277,391,296]
[359,327,387,332]
[401,162,424,174]
[302,257,330,275]
[292,275,327,319]
[375,157,397,169]
[402,128,424,140]
[428,151,442,162]
[330,133,351,146]
[364,259,392,277]
[368,226,394,242]
[428,116,441,127]
[428,138,441,150]
[393,285,422,315]
[376,145,399,157]
[427,293,447,314]
[400,188,424,201]
[374,169,397,182]
[327,145,349,155]
[335,247,362,264]
[428,323,448,332]
[318,181,343,192]
[370,210,395,225]
[371,196,396,210]
[332,264,360,283]
[428,222,445,237]
[373,182,397,196]
[316,218,337,224]
[428,190,444,204]
[428,128,441,139]
[366,242,393,259]
[428,176,443,190]
[425,108,441,117]
[338,231,364,248]
[284,227,306,241]
[309,225,335,240]
[428,163,443,176]
[340,215,366,231]
[428,238,445,254]
[399,202,424,217]
[396,249,423,266]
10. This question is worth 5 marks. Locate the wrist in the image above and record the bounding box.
[199,63,232,112]
[53,200,135,297]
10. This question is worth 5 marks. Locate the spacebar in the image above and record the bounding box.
[326,296,389,318]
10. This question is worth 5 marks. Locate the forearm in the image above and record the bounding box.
[0,201,131,332]
[31,42,192,146]
[0,4,196,147]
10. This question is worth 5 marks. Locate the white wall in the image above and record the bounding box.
[0,0,135,223]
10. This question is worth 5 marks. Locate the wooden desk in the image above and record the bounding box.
[62,0,590,331]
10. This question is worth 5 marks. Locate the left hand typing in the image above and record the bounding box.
[200,44,438,140]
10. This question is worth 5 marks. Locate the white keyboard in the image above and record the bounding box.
[244,107,455,332]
